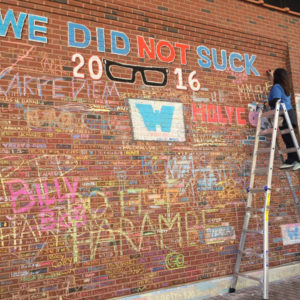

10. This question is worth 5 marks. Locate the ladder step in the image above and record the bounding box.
[261,109,284,119]
[259,128,273,136]
[261,109,276,118]
[279,147,298,154]
[236,273,262,283]
[256,148,271,154]
[244,229,263,234]
[248,188,266,193]
[280,128,291,135]
[247,207,265,213]
[239,249,263,258]
[253,167,269,175]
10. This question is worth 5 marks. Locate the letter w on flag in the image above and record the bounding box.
[135,103,175,132]
[128,99,185,142]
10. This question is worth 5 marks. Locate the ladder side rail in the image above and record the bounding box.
[262,100,281,300]
[275,138,299,205]
[280,102,300,161]
[269,102,299,208]
[249,110,264,194]
[229,108,263,292]
[278,102,300,217]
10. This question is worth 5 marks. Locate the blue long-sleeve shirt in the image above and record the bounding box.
[268,83,292,110]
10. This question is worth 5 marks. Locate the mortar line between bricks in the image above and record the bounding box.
[8,0,288,51]
[79,0,292,47]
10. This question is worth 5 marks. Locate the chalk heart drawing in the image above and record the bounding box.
[128,98,186,142]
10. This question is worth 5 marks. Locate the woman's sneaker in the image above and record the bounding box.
[280,161,296,169]
[292,162,300,171]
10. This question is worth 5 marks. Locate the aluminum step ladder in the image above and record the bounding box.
[229,100,300,300]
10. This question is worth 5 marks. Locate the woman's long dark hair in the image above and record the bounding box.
[273,68,291,96]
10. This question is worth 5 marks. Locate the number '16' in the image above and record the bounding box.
[174,68,200,91]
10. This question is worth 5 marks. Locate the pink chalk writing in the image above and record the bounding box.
[7,177,86,231]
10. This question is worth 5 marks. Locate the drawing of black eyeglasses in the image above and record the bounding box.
[103,59,169,86]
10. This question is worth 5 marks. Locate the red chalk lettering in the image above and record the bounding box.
[137,36,156,59]
[193,104,247,126]
[175,43,190,65]
[207,104,218,123]
[156,40,175,63]
[217,106,228,124]
[192,103,207,122]
[236,107,246,125]
[225,106,235,124]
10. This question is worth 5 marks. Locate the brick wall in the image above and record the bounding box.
[0,0,299,299]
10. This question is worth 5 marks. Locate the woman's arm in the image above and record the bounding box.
[268,97,280,109]
[267,69,274,81]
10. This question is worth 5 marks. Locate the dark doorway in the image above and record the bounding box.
[264,0,300,12]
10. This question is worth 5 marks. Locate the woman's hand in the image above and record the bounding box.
[266,69,274,80]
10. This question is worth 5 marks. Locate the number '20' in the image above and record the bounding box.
[72,53,103,80]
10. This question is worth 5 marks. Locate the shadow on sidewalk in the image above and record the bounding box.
[203,276,300,300]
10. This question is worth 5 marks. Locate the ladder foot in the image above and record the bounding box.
[229,287,236,293]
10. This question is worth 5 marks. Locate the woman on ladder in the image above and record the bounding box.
[267,68,300,171]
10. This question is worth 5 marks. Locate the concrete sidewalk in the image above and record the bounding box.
[118,264,300,300]
[204,275,300,300]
